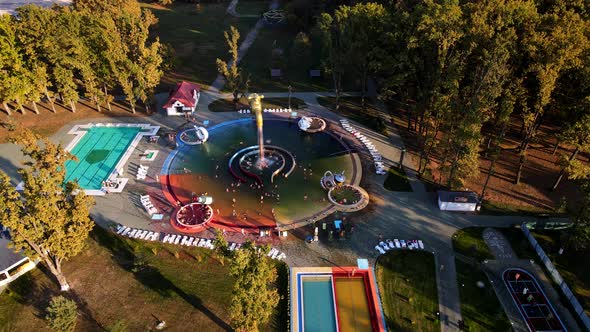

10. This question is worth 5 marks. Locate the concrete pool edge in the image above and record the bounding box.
[65,123,160,195]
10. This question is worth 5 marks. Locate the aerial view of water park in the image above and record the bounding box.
[1,0,590,332]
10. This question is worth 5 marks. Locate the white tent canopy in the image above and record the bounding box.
[437,191,480,212]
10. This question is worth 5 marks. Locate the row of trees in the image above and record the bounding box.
[318,1,590,193]
[0,0,163,115]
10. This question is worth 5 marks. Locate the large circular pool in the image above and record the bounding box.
[164,118,360,231]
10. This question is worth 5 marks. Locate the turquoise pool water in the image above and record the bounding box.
[302,277,338,332]
[65,127,141,189]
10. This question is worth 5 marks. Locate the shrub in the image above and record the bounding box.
[45,296,78,332]
[107,319,128,332]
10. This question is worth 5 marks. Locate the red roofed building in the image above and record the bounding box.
[163,81,201,116]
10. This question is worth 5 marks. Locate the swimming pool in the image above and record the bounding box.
[64,124,159,193]
[335,278,372,332]
[301,276,338,332]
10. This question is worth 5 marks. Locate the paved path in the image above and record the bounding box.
[210,0,279,91]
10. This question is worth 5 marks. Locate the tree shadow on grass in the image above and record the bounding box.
[90,225,232,331]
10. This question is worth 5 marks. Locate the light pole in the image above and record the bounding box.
[288,85,292,110]
[399,148,406,169]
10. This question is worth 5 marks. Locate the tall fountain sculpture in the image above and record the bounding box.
[248,93,266,168]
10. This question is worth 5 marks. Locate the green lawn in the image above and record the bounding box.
[317,97,387,135]
[480,200,553,216]
[235,0,269,16]
[497,226,538,260]
[239,24,335,92]
[452,228,494,262]
[143,2,259,89]
[208,97,306,112]
[375,251,439,332]
[530,229,590,315]
[0,227,288,331]
[383,167,412,191]
[455,260,511,331]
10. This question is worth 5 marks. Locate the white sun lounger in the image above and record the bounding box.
[408,241,414,250]
[379,241,391,250]
[128,229,138,237]
[205,239,213,249]
[117,226,127,235]
[186,237,194,246]
[394,239,401,248]
[267,248,277,257]
[271,250,280,260]
[193,238,201,246]
[375,245,386,254]
[229,242,236,251]
[122,228,131,236]
[173,236,181,245]
[167,234,175,244]
[277,253,286,260]
[418,240,424,249]
[141,230,149,239]
[198,238,207,247]
[400,240,407,248]
[152,232,160,241]
[386,239,395,249]
[163,234,170,242]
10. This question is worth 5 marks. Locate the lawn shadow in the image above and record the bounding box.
[90,225,232,331]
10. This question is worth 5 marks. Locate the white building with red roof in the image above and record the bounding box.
[163,81,201,116]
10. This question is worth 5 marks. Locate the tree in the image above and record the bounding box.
[0,127,94,291]
[0,14,28,115]
[317,12,346,111]
[216,26,244,104]
[551,113,590,190]
[562,179,590,251]
[337,3,387,107]
[515,6,589,184]
[45,295,78,332]
[229,241,279,332]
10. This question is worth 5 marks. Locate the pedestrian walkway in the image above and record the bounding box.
[210,0,279,91]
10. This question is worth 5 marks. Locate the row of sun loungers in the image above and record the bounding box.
[374,239,425,254]
[339,119,387,175]
[237,108,292,114]
[116,225,160,241]
[114,224,286,261]
[140,194,158,215]
[136,165,149,180]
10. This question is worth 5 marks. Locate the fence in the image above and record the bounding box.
[521,223,590,330]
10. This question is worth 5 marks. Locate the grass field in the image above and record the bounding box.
[497,226,538,260]
[208,97,306,112]
[317,97,387,134]
[455,260,511,331]
[235,0,269,16]
[452,227,494,262]
[239,24,335,92]
[375,251,439,332]
[480,200,554,216]
[383,167,412,191]
[530,229,590,315]
[0,227,288,331]
[143,2,259,89]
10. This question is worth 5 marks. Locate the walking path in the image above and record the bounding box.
[210,0,279,91]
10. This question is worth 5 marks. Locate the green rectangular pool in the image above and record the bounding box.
[301,276,338,332]
[65,126,142,190]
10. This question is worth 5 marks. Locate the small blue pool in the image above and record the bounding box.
[301,276,338,332]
